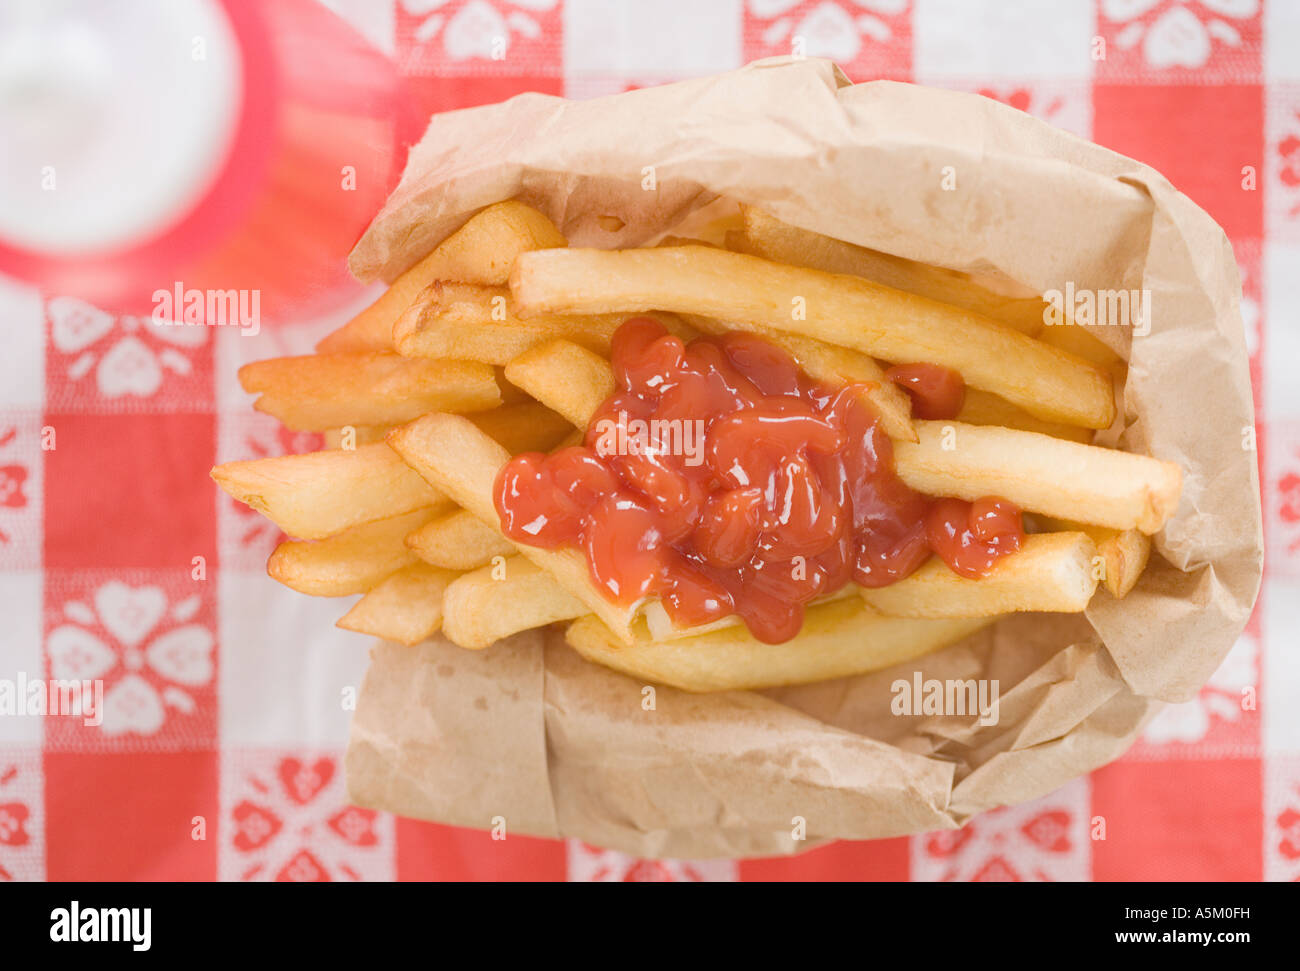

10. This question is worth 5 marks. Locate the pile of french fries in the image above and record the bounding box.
[213,200,1181,692]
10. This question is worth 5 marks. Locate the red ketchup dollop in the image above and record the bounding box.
[494,318,1023,643]
[884,362,966,420]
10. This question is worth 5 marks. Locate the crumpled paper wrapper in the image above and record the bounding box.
[344,58,1262,859]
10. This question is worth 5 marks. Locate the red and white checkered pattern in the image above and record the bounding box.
[0,0,1288,881]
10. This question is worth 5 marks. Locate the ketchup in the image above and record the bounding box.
[494,318,1023,643]
[885,362,965,420]
[925,497,1023,579]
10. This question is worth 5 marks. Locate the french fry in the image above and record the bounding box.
[212,442,449,540]
[1036,326,1126,439]
[1094,527,1150,599]
[496,367,532,404]
[267,508,437,597]
[469,401,573,455]
[640,585,858,642]
[321,425,393,449]
[394,282,625,364]
[565,598,992,692]
[1036,516,1150,599]
[215,406,561,543]
[503,340,616,429]
[239,352,501,431]
[555,429,584,449]
[655,312,702,343]
[442,557,587,650]
[759,332,915,440]
[317,200,567,353]
[893,421,1182,534]
[406,509,514,571]
[678,314,915,441]
[957,388,1092,443]
[859,532,1098,618]
[510,246,1115,429]
[337,563,457,645]
[657,235,716,248]
[1037,322,1124,372]
[500,328,914,447]
[736,206,1049,336]
[386,413,640,641]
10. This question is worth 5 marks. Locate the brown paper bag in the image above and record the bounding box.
[344,58,1262,859]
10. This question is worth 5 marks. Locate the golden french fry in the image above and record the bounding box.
[321,425,394,449]
[501,314,915,444]
[337,563,457,645]
[496,368,532,404]
[386,413,639,641]
[469,401,573,455]
[1036,326,1125,438]
[723,229,750,252]
[442,556,587,650]
[894,420,1182,534]
[510,247,1114,429]
[1037,516,1150,599]
[317,200,567,353]
[566,598,992,692]
[267,508,437,597]
[736,206,1049,336]
[503,339,616,429]
[640,585,858,642]
[656,235,716,248]
[212,442,448,540]
[678,314,915,441]
[239,352,501,431]
[1094,527,1151,598]
[215,406,559,544]
[1037,322,1124,371]
[406,509,515,571]
[555,429,584,449]
[859,532,1098,618]
[394,282,626,365]
[655,312,702,343]
[957,388,1092,443]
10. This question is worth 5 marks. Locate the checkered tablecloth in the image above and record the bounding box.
[0,0,1292,882]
